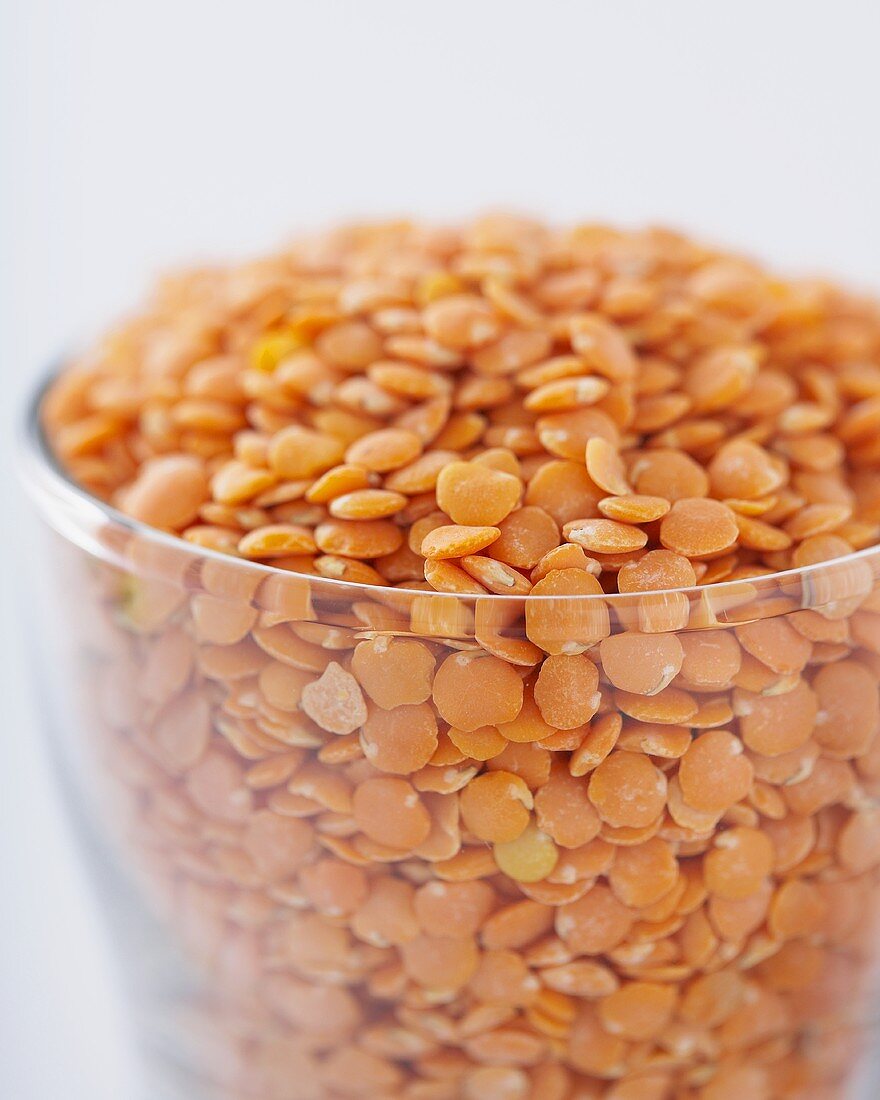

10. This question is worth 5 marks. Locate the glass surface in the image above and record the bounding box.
[19,374,880,1099]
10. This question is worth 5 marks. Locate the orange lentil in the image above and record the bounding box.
[598,981,677,1041]
[813,659,880,758]
[300,662,367,736]
[422,293,501,349]
[383,449,457,494]
[569,713,623,777]
[707,878,773,942]
[471,446,522,476]
[569,313,637,381]
[211,459,276,506]
[423,558,486,595]
[536,407,618,461]
[630,448,709,501]
[541,959,619,998]
[618,549,697,593]
[534,765,602,849]
[585,437,630,496]
[617,721,691,758]
[479,899,555,952]
[525,568,609,655]
[556,883,635,955]
[459,555,532,596]
[678,730,754,814]
[343,428,423,473]
[433,652,524,732]
[299,859,369,917]
[459,771,533,843]
[350,637,435,710]
[487,506,560,570]
[524,460,603,527]
[599,632,684,696]
[493,822,560,883]
[243,810,313,878]
[735,617,812,676]
[414,879,495,940]
[708,439,787,500]
[267,426,346,480]
[684,344,759,411]
[704,827,774,899]
[837,808,880,873]
[402,932,480,991]
[120,454,209,529]
[783,756,855,815]
[701,1065,769,1100]
[435,461,522,526]
[258,661,312,711]
[446,724,505,761]
[328,489,407,520]
[734,513,794,552]
[563,518,648,555]
[314,518,404,559]
[493,688,554,744]
[421,525,501,559]
[735,679,818,756]
[238,524,317,559]
[614,685,698,725]
[792,533,853,568]
[678,630,741,688]
[533,653,600,729]
[314,319,383,369]
[608,837,678,908]
[352,777,431,850]
[660,498,739,559]
[523,375,610,412]
[597,494,670,523]
[360,703,438,775]
[784,501,852,540]
[568,1007,630,1078]
[530,542,600,582]
[588,752,667,829]
[768,879,827,939]
[462,1067,530,1099]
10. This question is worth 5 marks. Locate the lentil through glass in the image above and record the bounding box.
[29,215,880,1099]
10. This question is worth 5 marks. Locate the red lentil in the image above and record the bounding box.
[588,751,667,829]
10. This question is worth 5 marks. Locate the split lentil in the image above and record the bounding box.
[38,215,880,1099]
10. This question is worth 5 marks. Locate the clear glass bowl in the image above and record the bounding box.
[19,373,880,1100]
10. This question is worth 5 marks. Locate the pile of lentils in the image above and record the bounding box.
[45,216,880,595]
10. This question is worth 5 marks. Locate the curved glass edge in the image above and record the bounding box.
[17,366,880,632]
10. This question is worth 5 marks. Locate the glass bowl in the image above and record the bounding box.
[19,372,880,1100]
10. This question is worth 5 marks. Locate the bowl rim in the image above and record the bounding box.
[18,364,880,609]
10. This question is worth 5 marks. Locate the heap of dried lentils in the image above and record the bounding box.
[42,216,880,1099]
[48,215,880,589]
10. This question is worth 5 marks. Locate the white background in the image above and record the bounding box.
[3,1,880,1096]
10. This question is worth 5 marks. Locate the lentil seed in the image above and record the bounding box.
[300,662,367,735]
[533,653,600,729]
[436,461,522,526]
[599,632,684,696]
[459,771,533,843]
[660,498,739,559]
[563,518,649,555]
[678,730,754,814]
[704,827,774,900]
[588,752,667,829]
[353,777,431,850]
[493,822,560,883]
[421,525,501,559]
